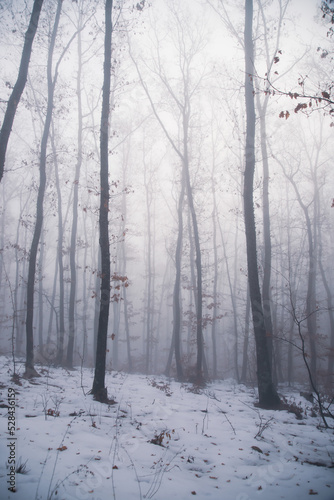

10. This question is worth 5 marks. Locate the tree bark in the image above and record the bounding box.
[91,0,113,401]
[243,0,280,408]
[0,0,44,182]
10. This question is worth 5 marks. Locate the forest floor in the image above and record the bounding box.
[0,356,333,500]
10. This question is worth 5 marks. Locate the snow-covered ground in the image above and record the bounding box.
[0,356,333,500]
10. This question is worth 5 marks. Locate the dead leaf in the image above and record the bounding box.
[251,446,263,454]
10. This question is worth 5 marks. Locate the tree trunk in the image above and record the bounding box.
[258,103,274,374]
[25,0,63,378]
[281,169,317,385]
[174,177,185,381]
[130,24,204,382]
[182,108,203,384]
[0,0,44,182]
[91,0,113,401]
[93,247,101,362]
[243,0,280,408]
[66,15,84,369]
[241,286,251,383]
[316,197,333,384]
[38,230,44,356]
[121,161,132,372]
[210,173,218,379]
[144,165,153,374]
[51,125,65,365]
[219,215,240,382]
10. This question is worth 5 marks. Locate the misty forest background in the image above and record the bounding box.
[0,0,333,397]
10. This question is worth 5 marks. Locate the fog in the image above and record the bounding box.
[0,0,333,393]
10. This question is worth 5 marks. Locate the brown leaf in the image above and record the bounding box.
[294,103,307,113]
[251,446,263,454]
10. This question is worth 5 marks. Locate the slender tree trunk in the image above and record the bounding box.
[219,219,240,382]
[155,259,169,372]
[271,289,282,384]
[111,299,119,369]
[306,225,317,384]
[243,0,280,408]
[173,177,185,381]
[281,170,317,384]
[51,126,65,365]
[91,0,113,401]
[258,103,274,374]
[287,310,295,386]
[144,166,152,374]
[47,252,58,346]
[241,286,251,383]
[121,161,132,372]
[14,193,31,355]
[25,0,63,378]
[316,198,333,384]
[93,249,101,361]
[318,247,334,384]
[211,173,218,379]
[123,284,132,372]
[0,0,44,182]
[38,230,44,355]
[166,172,185,380]
[130,22,204,382]
[182,111,203,383]
[66,17,84,369]
[81,214,89,364]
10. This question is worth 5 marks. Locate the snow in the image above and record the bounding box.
[0,357,333,500]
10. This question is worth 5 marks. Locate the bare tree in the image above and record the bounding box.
[50,124,66,365]
[0,0,44,182]
[91,0,113,401]
[25,0,63,378]
[243,0,280,408]
[66,4,86,369]
[25,0,83,377]
[130,5,208,382]
[255,0,290,375]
